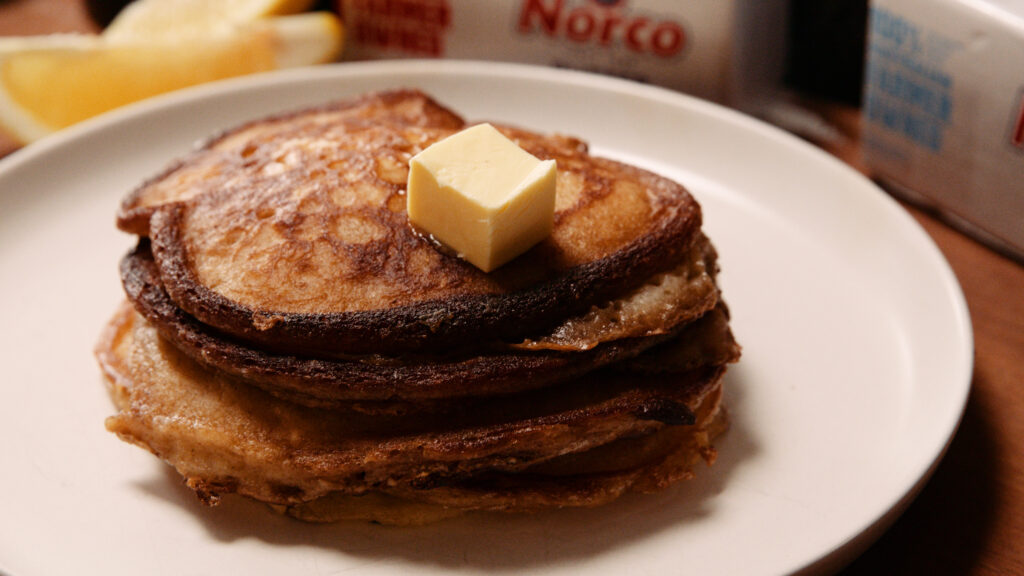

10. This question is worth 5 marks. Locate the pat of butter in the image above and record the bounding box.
[407,123,557,272]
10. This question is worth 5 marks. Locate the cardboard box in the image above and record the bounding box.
[862,0,1024,260]
[337,0,789,112]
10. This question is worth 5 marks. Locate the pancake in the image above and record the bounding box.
[279,403,728,525]
[98,89,741,525]
[622,303,741,374]
[97,304,729,522]
[127,90,703,356]
[120,233,722,406]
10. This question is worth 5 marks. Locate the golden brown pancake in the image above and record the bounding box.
[126,90,703,356]
[97,304,730,522]
[120,233,722,406]
[278,407,729,525]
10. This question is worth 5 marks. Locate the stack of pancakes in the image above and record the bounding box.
[95,90,741,525]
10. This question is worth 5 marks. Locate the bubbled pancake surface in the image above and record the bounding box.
[127,90,703,355]
[117,91,466,236]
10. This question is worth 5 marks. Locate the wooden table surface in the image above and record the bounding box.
[2,0,1022,573]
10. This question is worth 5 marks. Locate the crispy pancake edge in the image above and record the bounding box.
[121,235,725,404]
[274,403,727,524]
[121,242,686,404]
[97,305,730,507]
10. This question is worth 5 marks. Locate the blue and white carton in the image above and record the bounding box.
[863,0,1024,260]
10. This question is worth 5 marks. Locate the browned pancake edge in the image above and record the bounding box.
[97,305,730,511]
[120,236,725,405]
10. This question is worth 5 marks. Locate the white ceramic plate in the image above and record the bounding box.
[0,61,971,576]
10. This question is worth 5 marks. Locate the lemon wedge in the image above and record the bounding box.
[0,12,342,143]
[103,0,318,41]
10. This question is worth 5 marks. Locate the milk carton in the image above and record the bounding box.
[336,0,790,112]
[862,0,1024,259]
